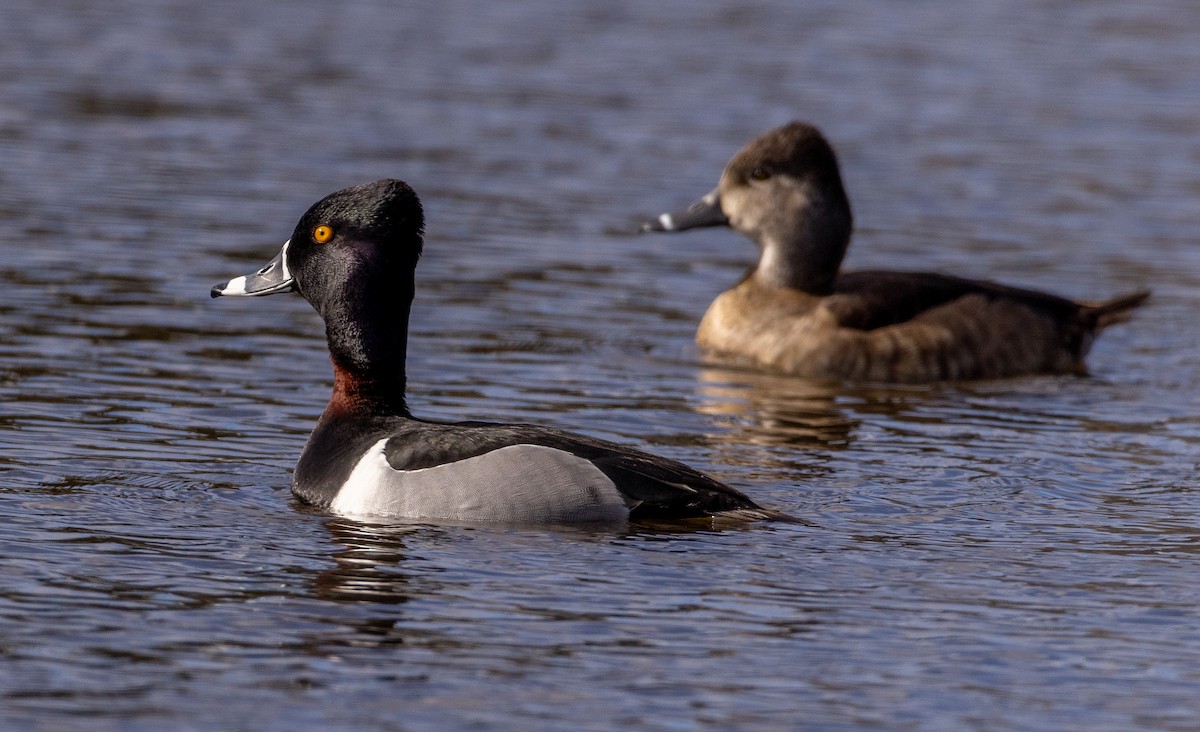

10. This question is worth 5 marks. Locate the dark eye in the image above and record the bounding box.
[748,167,771,182]
[312,225,335,243]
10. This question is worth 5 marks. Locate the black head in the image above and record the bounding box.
[214,179,423,308]
[213,179,426,400]
[285,179,424,312]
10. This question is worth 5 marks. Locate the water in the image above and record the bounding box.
[2,0,1199,729]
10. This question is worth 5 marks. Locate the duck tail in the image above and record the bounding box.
[1084,290,1150,330]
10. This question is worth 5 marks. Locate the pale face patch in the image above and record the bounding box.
[330,440,629,524]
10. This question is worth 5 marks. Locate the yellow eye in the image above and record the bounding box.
[313,225,334,243]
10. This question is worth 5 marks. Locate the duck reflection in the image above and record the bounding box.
[312,516,427,605]
[312,515,671,608]
[695,364,858,450]
[311,507,791,612]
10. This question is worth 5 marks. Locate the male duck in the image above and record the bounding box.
[213,180,790,524]
[642,121,1149,382]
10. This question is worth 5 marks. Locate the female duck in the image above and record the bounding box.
[642,122,1148,382]
[213,180,789,524]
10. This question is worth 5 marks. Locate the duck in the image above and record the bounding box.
[212,179,792,525]
[641,121,1149,382]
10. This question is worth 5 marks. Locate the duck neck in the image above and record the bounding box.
[752,234,846,294]
[751,195,851,295]
[322,271,414,417]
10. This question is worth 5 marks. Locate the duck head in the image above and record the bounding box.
[643,122,853,295]
[213,179,425,409]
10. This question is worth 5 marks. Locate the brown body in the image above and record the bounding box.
[699,270,1146,382]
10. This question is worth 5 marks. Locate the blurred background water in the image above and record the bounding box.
[2,1,1199,729]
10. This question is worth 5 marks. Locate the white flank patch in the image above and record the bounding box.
[330,440,629,524]
[658,213,677,231]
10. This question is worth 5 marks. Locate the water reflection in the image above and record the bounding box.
[312,518,424,605]
[313,516,625,607]
[312,513,795,611]
[695,365,857,449]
